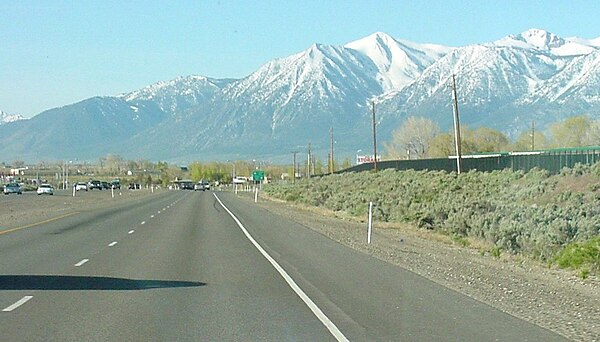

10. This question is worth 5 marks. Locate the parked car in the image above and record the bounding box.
[101,181,110,189]
[3,182,22,195]
[110,180,121,189]
[128,183,141,190]
[88,180,102,190]
[75,182,88,191]
[194,182,205,191]
[37,184,54,195]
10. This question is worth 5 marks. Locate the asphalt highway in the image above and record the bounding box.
[0,190,568,341]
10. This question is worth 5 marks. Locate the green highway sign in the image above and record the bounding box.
[252,170,265,181]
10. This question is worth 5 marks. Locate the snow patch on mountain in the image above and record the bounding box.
[0,110,25,125]
[119,75,235,114]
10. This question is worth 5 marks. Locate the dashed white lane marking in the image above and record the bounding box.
[3,296,33,312]
[108,241,118,247]
[75,259,89,267]
[213,193,349,342]
[128,230,135,234]
[141,221,146,225]
[150,215,155,218]
[157,211,161,214]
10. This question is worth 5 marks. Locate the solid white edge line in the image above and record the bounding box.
[75,259,89,267]
[3,296,33,312]
[213,193,349,342]
[108,241,118,247]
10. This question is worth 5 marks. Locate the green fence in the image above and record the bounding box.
[342,147,600,174]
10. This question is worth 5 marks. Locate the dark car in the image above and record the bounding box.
[128,183,141,190]
[181,182,194,190]
[3,182,22,195]
[101,181,110,189]
[111,180,121,189]
[88,180,102,190]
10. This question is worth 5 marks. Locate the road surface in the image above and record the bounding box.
[0,190,567,341]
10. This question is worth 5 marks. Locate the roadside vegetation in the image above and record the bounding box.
[264,164,600,277]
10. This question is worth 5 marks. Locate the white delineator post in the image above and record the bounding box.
[254,187,259,203]
[111,187,114,198]
[367,201,373,244]
[72,186,76,197]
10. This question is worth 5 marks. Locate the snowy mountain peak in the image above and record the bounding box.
[494,28,597,56]
[0,110,25,125]
[520,29,564,49]
[345,32,452,91]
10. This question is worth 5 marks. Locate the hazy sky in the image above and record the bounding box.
[2,0,599,117]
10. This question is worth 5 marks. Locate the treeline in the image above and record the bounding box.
[385,115,600,159]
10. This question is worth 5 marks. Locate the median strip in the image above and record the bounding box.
[0,212,79,236]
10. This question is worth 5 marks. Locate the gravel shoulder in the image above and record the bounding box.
[241,191,600,342]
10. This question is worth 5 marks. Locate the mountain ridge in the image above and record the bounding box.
[2,29,600,163]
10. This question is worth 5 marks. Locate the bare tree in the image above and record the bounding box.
[550,115,592,148]
[384,116,440,159]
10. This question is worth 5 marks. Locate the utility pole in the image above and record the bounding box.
[451,74,463,174]
[291,151,298,183]
[531,121,535,151]
[372,101,378,172]
[329,127,334,174]
[307,142,311,178]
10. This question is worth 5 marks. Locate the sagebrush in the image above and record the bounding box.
[264,165,600,274]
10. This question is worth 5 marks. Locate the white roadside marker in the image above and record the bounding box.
[75,259,89,267]
[213,193,349,342]
[3,296,33,312]
[128,230,135,234]
[108,241,118,247]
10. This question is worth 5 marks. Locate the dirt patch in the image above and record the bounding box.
[244,191,600,341]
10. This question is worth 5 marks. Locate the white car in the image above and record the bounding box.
[75,182,88,191]
[37,184,54,195]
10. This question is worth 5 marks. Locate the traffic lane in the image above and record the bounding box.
[1,191,336,341]
[0,190,183,274]
[0,188,168,233]
[217,192,567,341]
[0,191,185,324]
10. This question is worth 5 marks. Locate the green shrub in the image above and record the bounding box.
[554,237,600,276]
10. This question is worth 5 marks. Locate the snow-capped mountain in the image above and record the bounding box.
[0,110,25,125]
[378,29,600,138]
[121,34,453,161]
[345,32,452,92]
[2,29,600,162]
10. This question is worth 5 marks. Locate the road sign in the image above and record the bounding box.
[252,170,265,181]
